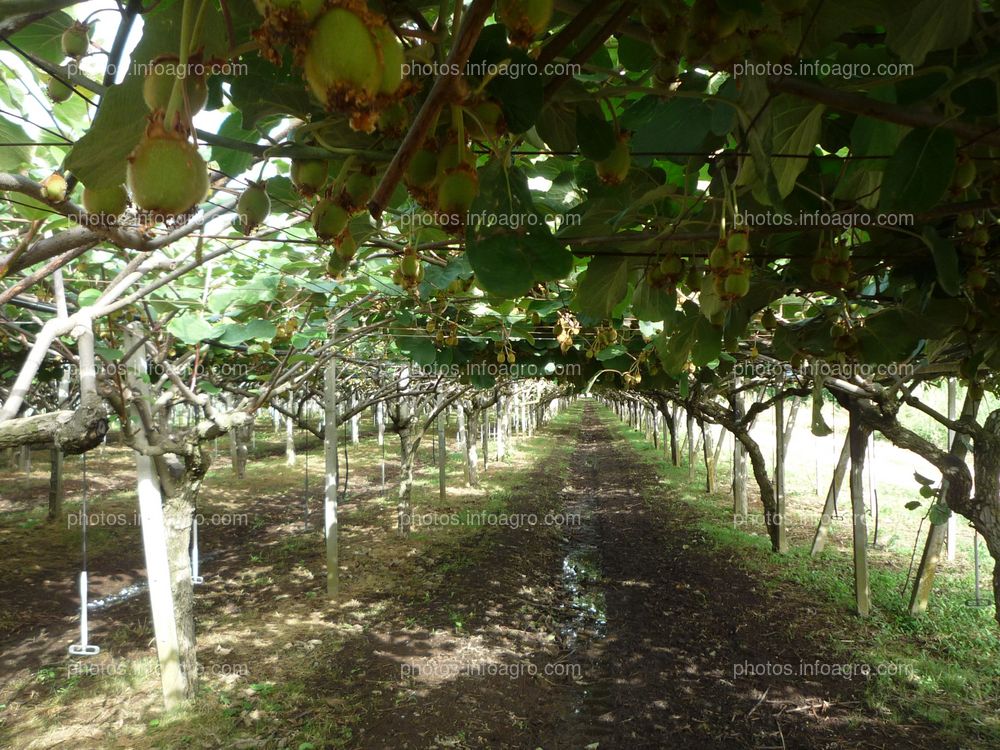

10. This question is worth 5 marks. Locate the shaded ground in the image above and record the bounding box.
[0,404,982,748]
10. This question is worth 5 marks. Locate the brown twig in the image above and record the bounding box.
[368,0,494,221]
[0,244,94,306]
[544,2,637,100]
[0,219,41,280]
[538,0,615,66]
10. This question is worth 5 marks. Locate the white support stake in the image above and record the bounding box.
[191,515,204,585]
[324,357,340,598]
[136,454,186,708]
[68,571,99,656]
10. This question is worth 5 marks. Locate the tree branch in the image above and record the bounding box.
[768,76,1000,148]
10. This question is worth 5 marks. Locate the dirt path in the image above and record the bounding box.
[540,403,942,749]
[344,402,944,749]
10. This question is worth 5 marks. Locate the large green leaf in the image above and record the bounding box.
[535,101,577,152]
[655,301,700,376]
[631,278,677,323]
[227,54,314,129]
[834,95,901,208]
[886,0,974,65]
[487,49,544,134]
[465,160,572,297]
[691,316,722,366]
[7,11,75,64]
[631,98,715,165]
[210,113,259,177]
[856,309,924,363]
[465,235,534,297]
[878,128,956,213]
[572,255,631,319]
[0,115,33,171]
[167,314,217,344]
[576,108,615,161]
[617,34,655,72]
[469,24,544,134]
[395,335,437,365]
[769,97,824,198]
[921,227,961,296]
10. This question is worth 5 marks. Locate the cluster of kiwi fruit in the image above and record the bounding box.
[709,231,752,301]
[638,0,807,81]
[253,0,409,133]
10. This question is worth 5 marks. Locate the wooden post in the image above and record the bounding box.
[135,454,186,709]
[47,364,70,521]
[350,390,360,444]
[464,406,479,487]
[377,399,385,491]
[775,398,787,553]
[324,357,339,598]
[782,398,799,453]
[125,331,185,709]
[809,435,851,556]
[47,447,63,520]
[946,378,957,562]
[496,399,506,461]
[733,380,747,518]
[285,392,296,467]
[687,409,695,481]
[713,426,726,476]
[482,408,489,471]
[702,421,716,493]
[848,403,871,617]
[909,385,979,615]
[437,396,447,502]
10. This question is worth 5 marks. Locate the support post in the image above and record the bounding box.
[687,409,695,481]
[909,386,979,615]
[324,357,339,598]
[848,403,871,617]
[733,380,747,518]
[946,377,958,562]
[285,392,296,467]
[809,435,851,556]
[125,332,185,709]
[136,454,186,708]
[702,421,716,493]
[438,396,447,502]
[775,398,787,553]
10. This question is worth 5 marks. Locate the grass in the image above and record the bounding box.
[604,401,1000,748]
